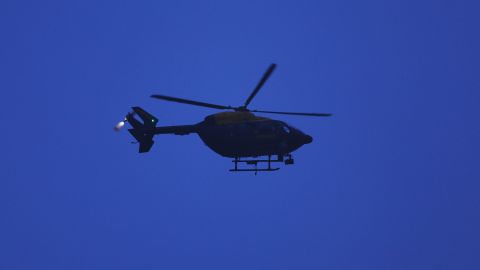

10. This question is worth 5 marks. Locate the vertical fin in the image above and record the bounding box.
[126,107,158,153]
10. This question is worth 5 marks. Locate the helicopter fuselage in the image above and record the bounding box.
[194,111,313,158]
[122,63,330,171]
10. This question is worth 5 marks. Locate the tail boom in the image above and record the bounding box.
[126,107,197,153]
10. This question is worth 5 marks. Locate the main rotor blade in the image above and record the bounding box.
[251,109,332,117]
[151,94,233,110]
[244,63,277,108]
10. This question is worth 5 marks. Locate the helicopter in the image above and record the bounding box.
[116,64,332,173]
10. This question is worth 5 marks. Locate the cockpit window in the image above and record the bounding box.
[282,125,290,133]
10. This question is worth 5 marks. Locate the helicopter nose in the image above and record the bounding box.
[304,135,313,144]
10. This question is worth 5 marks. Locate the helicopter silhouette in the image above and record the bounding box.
[118,64,332,172]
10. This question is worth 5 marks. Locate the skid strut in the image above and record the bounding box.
[230,154,294,174]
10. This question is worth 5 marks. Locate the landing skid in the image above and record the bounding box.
[230,155,294,174]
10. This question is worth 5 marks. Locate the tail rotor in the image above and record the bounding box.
[115,107,158,153]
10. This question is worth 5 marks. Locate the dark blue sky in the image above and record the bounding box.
[2,1,479,269]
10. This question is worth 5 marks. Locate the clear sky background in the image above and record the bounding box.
[1,0,479,269]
